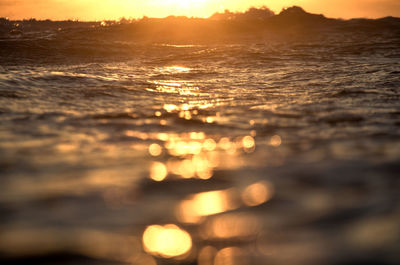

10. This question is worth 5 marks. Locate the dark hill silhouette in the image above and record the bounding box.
[210,6,274,21]
[272,6,328,25]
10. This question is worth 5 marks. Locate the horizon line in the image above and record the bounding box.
[1,6,399,23]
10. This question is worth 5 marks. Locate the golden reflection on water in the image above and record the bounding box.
[241,181,273,207]
[124,130,149,140]
[146,65,198,95]
[205,116,214,123]
[176,189,238,223]
[242,136,255,149]
[167,155,214,179]
[140,69,278,263]
[166,137,203,156]
[142,224,192,258]
[149,162,168,181]
[151,80,200,95]
[241,135,256,153]
[202,213,262,240]
[218,137,237,155]
[163,66,191,73]
[163,104,180,113]
[269,135,282,147]
[148,143,162,157]
[198,246,218,265]
[214,247,248,265]
[203,138,217,151]
[147,130,257,181]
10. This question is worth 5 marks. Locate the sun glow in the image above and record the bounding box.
[1,0,399,20]
[143,224,192,258]
[159,0,208,10]
[138,0,219,18]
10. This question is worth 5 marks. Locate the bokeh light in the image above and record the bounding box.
[149,162,168,181]
[270,135,282,147]
[241,181,273,206]
[176,189,238,223]
[149,143,162,157]
[202,213,262,240]
[142,224,192,258]
[214,247,248,265]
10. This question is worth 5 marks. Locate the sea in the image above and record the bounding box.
[0,16,400,265]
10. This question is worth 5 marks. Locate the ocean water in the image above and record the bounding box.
[0,20,400,265]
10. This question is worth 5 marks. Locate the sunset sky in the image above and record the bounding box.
[1,0,400,20]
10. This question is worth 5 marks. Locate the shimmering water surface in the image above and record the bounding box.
[0,21,400,265]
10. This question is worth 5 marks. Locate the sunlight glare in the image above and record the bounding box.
[241,181,273,206]
[149,162,168,181]
[149,143,162,157]
[176,189,238,223]
[202,213,262,239]
[153,0,209,13]
[143,224,192,258]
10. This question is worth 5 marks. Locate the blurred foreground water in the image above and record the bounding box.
[1,16,400,265]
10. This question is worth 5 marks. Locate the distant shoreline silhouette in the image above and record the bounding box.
[1,6,399,42]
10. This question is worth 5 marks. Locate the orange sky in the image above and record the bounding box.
[1,0,400,20]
